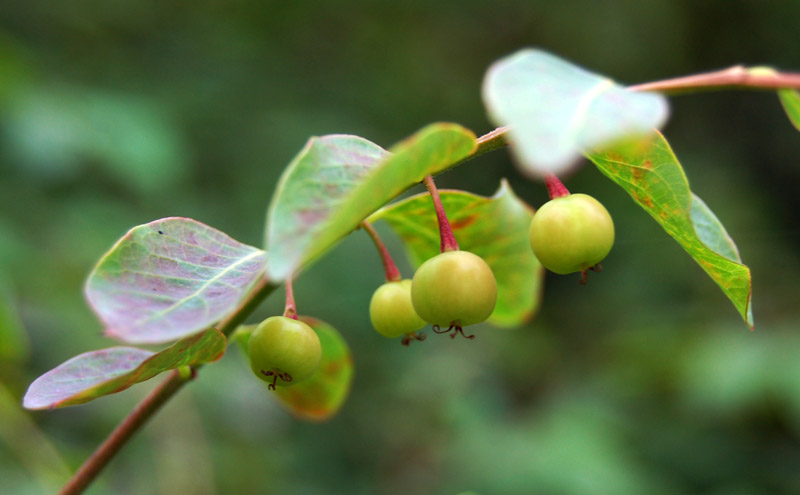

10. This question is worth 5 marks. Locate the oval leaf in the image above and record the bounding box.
[23,328,226,409]
[482,48,669,175]
[274,317,353,421]
[586,132,754,329]
[778,89,800,132]
[369,180,543,327]
[266,123,477,280]
[86,217,267,344]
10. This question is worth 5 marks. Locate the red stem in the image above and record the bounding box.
[423,175,459,252]
[283,276,298,320]
[58,370,189,495]
[627,65,800,93]
[361,221,401,282]
[544,174,570,199]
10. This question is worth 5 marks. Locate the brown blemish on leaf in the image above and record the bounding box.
[450,214,478,230]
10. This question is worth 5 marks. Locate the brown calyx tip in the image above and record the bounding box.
[401,331,427,346]
[261,369,293,390]
[578,263,603,285]
[432,323,475,340]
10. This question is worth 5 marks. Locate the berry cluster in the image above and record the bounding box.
[248,173,614,388]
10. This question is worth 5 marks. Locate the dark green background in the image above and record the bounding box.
[2,1,800,493]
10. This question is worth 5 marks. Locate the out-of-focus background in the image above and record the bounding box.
[2,1,800,494]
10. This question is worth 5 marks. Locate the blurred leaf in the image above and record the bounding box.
[0,381,71,491]
[369,180,543,327]
[274,317,353,421]
[85,217,267,344]
[235,317,353,421]
[266,123,477,280]
[482,48,669,175]
[23,328,225,410]
[778,89,800,132]
[587,132,753,328]
[3,87,187,192]
[0,286,29,364]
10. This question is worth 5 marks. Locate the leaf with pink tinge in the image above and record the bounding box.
[23,328,225,409]
[265,124,477,281]
[86,217,267,344]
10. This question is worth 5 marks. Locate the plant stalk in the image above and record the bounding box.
[423,175,459,252]
[283,276,298,320]
[361,221,402,282]
[543,174,570,199]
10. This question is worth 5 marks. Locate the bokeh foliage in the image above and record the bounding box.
[2,1,800,494]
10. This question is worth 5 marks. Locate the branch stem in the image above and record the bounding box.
[60,276,278,494]
[423,175,459,252]
[627,65,800,93]
[361,221,402,282]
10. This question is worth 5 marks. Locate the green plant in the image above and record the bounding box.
[529,176,615,282]
[21,47,799,494]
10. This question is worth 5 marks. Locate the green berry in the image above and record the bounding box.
[370,279,427,339]
[411,250,497,329]
[248,316,322,389]
[529,193,615,275]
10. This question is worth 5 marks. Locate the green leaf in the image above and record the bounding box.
[482,48,669,175]
[23,328,225,410]
[235,318,353,421]
[369,180,543,327]
[85,217,267,344]
[274,317,353,421]
[778,89,800,132]
[586,132,754,329]
[266,123,477,281]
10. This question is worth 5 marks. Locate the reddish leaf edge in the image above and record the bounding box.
[23,328,226,410]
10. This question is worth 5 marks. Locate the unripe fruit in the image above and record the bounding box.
[411,250,497,328]
[370,279,427,338]
[529,193,614,275]
[248,316,322,389]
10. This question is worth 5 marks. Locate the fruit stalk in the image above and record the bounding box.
[283,276,298,320]
[423,175,459,252]
[543,174,570,199]
[361,221,402,282]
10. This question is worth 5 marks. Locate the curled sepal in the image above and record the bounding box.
[482,48,669,175]
[85,217,267,344]
[587,132,754,329]
[23,329,225,410]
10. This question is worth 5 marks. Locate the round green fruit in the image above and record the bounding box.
[370,279,427,338]
[411,250,497,327]
[248,316,322,388]
[529,193,615,275]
